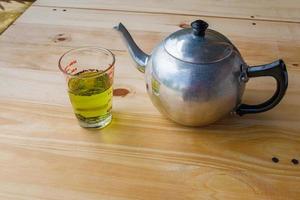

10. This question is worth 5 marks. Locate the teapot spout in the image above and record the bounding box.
[114,23,149,73]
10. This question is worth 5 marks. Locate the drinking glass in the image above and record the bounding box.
[58,47,115,128]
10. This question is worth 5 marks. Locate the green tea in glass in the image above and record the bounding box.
[59,47,115,128]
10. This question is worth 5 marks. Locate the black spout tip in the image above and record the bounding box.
[113,22,124,30]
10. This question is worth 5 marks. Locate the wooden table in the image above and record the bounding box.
[0,1,299,199]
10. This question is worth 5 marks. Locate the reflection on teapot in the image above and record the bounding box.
[115,20,288,126]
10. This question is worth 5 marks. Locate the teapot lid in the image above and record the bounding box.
[164,20,233,64]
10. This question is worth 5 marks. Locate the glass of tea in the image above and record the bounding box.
[58,47,115,128]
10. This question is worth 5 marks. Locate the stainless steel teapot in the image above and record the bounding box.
[114,20,288,126]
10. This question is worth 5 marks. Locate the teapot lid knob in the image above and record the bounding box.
[191,20,208,37]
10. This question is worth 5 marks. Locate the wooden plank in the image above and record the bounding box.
[0,6,299,69]
[0,120,299,200]
[33,0,300,23]
[0,95,300,199]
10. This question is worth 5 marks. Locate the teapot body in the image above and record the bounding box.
[145,44,246,126]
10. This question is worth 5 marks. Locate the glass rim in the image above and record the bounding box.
[58,46,115,78]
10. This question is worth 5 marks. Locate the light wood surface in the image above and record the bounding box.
[0,0,300,199]
[34,0,300,22]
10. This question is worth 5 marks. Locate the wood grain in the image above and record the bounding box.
[0,1,300,200]
[1,7,300,69]
[0,98,300,200]
[33,0,300,23]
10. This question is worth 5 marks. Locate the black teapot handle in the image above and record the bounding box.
[236,59,288,116]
